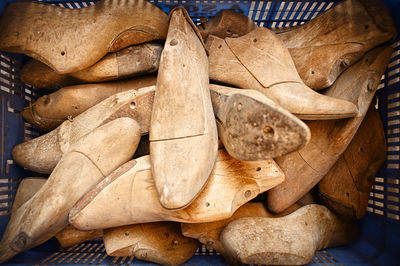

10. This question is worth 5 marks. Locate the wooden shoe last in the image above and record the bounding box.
[20,43,162,90]
[220,204,358,265]
[69,149,284,230]
[318,106,386,219]
[0,0,168,73]
[150,7,218,209]
[267,46,393,213]
[0,118,141,263]
[103,222,198,265]
[207,29,358,120]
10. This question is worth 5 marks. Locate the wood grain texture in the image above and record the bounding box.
[150,7,218,209]
[0,118,141,263]
[20,43,162,89]
[267,46,393,213]
[69,149,284,230]
[277,0,396,90]
[207,29,358,120]
[181,202,300,255]
[318,106,386,219]
[211,84,310,160]
[0,0,168,73]
[197,10,256,40]
[21,76,156,132]
[220,204,358,265]
[103,222,198,266]
[55,225,102,249]
[13,86,154,173]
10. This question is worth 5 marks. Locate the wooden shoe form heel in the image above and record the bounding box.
[150,7,218,209]
[197,10,256,40]
[10,177,102,248]
[21,76,156,132]
[68,149,284,230]
[181,202,300,254]
[207,29,359,120]
[103,222,198,265]
[267,46,393,214]
[0,0,168,73]
[277,0,397,90]
[0,118,141,263]
[211,84,310,160]
[13,86,154,174]
[318,105,386,219]
[220,204,359,265]
[20,43,162,90]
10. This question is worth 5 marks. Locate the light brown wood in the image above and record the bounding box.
[197,10,256,40]
[318,105,386,219]
[103,222,198,265]
[13,86,154,174]
[68,149,285,230]
[267,46,393,213]
[220,204,358,265]
[0,118,141,263]
[0,0,168,73]
[10,177,102,249]
[181,202,300,254]
[20,43,162,90]
[277,0,396,90]
[11,177,47,213]
[150,7,218,209]
[207,29,358,120]
[55,225,102,249]
[211,84,310,160]
[21,76,156,132]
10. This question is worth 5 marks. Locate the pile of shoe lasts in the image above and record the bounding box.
[0,0,396,264]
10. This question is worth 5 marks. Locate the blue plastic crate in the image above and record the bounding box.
[0,0,399,265]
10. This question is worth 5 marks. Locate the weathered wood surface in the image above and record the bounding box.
[181,202,300,254]
[22,77,156,132]
[207,28,358,120]
[220,204,358,265]
[277,0,396,90]
[11,178,47,213]
[0,118,141,263]
[267,46,393,213]
[197,10,256,40]
[13,86,154,173]
[318,105,386,219]
[0,0,168,73]
[69,149,284,230]
[55,225,102,249]
[103,222,198,266]
[150,7,218,209]
[211,84,310,160]
[20,43,162,90]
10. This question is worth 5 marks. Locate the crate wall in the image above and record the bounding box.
[0,0,399,265]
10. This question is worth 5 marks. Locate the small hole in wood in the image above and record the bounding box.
[256,167,261,171]
[218,44,222,49]
[227,28,231,33]
[74,106,79,110]
[365,25,369,30]
[311,71,315,74]
[263,126,274,137]
[130,102,136,109]
[346,192,350,197]
[245,190,252,198]
[360,147,364,152]
[205,202,210,207]
[124,231,130,236]
[253,38,257,43]
[170,39,178,46]
[61,51,65,56]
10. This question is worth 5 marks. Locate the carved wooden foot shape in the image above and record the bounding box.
[13,86,154,174]
[0,118,141,263]
[181,202,300,255]
[277,0,397,90]
[318,105,386,219]
[20,43,162,90]
[220,204,358,265]
[0,0,168,73]
[11,178,102,248]
[150,7,218,210]
[211,84,310,160]
[267,46,393,213]
[21,76,157,132]
[197,10,256,40]
[68,149,284,230]
[103,222,198,265]
[207,28,358,120]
